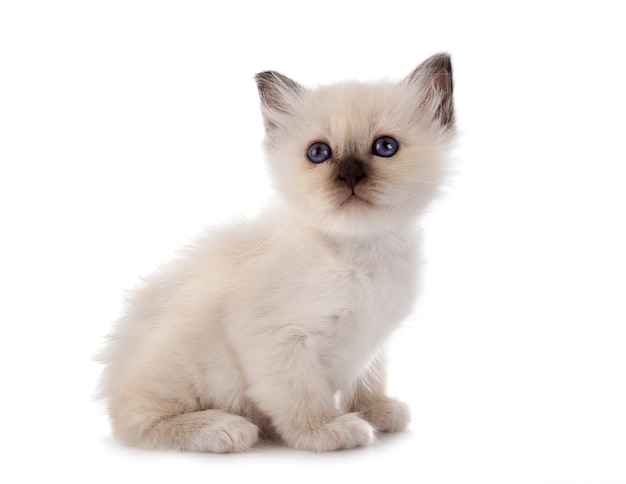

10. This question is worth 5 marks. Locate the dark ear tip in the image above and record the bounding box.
[254,71,302,94]
[429,53,452,73]
[255,71,279,86]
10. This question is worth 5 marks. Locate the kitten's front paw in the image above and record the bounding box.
[360,398,411,433]
[192,414,260,453]
[288,413,375,452]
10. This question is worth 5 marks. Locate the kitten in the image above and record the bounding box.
[97,53,455,452]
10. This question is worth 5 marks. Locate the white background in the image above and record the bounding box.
[1,1,625,483]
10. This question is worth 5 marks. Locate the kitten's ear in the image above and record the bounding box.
[255,71,303,133]
[404,53,454,128]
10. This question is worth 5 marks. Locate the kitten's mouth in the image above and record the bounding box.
[340,192,371,207]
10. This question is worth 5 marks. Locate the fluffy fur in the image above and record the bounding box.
[97,53,456,452]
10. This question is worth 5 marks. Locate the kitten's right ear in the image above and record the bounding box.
[404,53,455,129]
[255,71,303,133]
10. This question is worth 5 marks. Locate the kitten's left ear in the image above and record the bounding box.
[404,53,455,128]
[255,71,303,133]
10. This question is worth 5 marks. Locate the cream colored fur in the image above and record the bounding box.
[97,53,456,452]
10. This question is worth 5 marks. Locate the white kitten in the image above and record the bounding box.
[97,53,455,452]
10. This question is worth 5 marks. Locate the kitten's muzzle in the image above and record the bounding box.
[337,157,366,191]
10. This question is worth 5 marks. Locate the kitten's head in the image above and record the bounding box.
[255,53,455,237]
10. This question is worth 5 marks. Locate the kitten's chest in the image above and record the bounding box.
[278,235,419,382]
[323,244,416,322]
[269,232,419,330]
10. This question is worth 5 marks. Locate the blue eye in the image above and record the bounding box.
[372,136,399,157]
[307,142,332,163]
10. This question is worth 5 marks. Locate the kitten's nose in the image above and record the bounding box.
[338,158,365,190]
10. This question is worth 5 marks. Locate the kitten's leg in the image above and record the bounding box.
[242,333,375,451]
[344,352,411,433]
[108,393,259,453]
[248,379,375,452]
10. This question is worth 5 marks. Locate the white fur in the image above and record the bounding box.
[97,54,455,452]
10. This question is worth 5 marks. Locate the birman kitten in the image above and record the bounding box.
[98,53,455,452]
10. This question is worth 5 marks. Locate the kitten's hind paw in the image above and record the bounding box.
[289,413,375,452]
